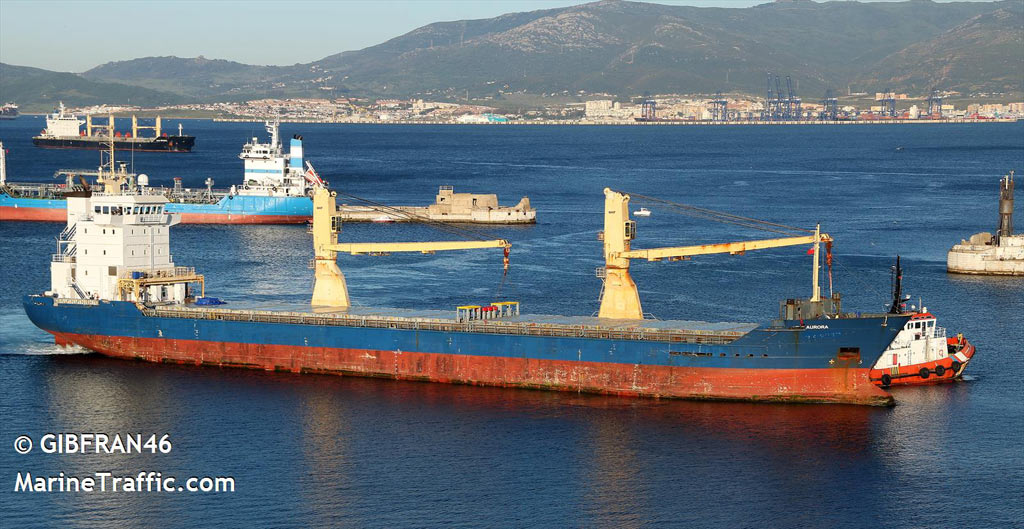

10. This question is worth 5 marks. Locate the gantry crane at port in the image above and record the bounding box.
[311,187,510,307]
[597,188,832,320]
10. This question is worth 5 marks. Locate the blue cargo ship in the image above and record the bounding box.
[22,182,909,406]
[1,122,321,223]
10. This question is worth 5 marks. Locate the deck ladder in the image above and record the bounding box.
[69,280,87,299]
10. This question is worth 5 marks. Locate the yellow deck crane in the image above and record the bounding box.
[598,188,832,320]
[311,187,510,307]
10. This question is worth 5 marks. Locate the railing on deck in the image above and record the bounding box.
[55,296,97,306]
[119,266,196,280]
[144,305,743,345]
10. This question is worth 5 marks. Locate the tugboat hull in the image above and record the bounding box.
[871,337,976,387]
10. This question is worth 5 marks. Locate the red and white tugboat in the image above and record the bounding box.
[870,257,976,387]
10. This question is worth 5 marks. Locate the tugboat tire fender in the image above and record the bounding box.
[951,361,962,374]
[919,367,930,379]
[935,365,946,377]
[880,374,892,387]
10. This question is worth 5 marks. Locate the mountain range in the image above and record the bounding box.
[2,0,1021,109]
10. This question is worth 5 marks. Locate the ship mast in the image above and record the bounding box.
[0,141,6,185]
[95,120,130,194]
[889,255,904,314]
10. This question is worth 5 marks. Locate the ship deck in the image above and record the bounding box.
[135,301,759,345]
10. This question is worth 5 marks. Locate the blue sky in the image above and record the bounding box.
[0,0,1000,72]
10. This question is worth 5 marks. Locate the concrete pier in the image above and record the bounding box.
[947,173,1023,276]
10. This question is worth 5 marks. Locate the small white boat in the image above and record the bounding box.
[633,207,651,217]
[372,215,396,223]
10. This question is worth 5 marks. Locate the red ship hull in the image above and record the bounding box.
[176,213,308,224]
[869,337,976,387]
[0,206,66,222]
[50,331,895,406]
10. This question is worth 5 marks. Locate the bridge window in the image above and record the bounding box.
[94,206,101,213]
[102,206,109,214]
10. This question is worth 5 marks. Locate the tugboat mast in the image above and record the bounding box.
[889,255,904,315]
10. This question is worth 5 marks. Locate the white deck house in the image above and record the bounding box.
[49,192,202,304]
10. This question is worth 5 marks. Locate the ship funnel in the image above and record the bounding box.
[289,137,304,169]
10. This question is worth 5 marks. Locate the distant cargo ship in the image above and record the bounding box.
[31,102,195,152]
[0,102,18,120]
[2,121,536,224]
[3,122,316,223]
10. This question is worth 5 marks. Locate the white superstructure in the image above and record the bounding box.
[40,102,85,138]
[236,120,322,198]
[47,189,202,304]
[872,312,948,371]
